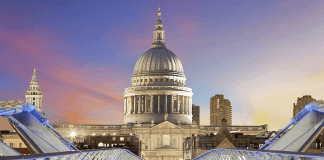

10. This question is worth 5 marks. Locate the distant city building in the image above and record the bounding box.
[25,69,44,116]
[0,130,31,155]
[210,94,232,126]
[192,104,200,125]
[293,95,316,117]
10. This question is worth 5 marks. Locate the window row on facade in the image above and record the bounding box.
[131,76,186,87]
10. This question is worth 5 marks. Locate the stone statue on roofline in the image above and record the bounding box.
[164,113,168,121]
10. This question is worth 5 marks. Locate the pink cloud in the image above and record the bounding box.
[0,27,127,125]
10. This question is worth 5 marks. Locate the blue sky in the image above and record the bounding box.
[1,0,324,130]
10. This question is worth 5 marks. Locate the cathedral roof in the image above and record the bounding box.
[133,48,184,77]
[132,7,185,77]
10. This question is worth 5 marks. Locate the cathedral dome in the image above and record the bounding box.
[133,48,184,77]
[124,7,193,125]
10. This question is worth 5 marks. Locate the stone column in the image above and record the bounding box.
[187,96,190,114]
[127,97,130,114]
[150,95,153,113]
[178,95,180,113]
[165,95,168,113]
[144,95,147,113]
[182,95,185,114]
[181,96,184,114]
[133,96,136,114]
[139,95,143,113]
[158,95,160,113]
[171,95,174,113]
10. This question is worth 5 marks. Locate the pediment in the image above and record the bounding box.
[216,137,235,149]
[214,129,235,141]
[151,121,182,130]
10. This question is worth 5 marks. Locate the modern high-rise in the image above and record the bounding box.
[210,94,232,126]
[192,104,200,125]
[293,95,316,117]
[25,69,44,116]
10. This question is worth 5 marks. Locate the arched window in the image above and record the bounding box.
[98,142,104,147]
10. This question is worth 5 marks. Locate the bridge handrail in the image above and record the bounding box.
[194,148,324,160]
[0,148,142,160]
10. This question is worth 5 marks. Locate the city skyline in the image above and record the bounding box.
[1,0,324,131]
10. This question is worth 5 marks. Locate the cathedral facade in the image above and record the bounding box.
[52,7,267,160]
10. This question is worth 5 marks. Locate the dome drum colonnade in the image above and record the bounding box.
[124,7,193,125]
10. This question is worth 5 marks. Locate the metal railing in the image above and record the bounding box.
[0,149,142,160]
[194,148,324,160]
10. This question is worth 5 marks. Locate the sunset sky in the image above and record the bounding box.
[1,0,324,131]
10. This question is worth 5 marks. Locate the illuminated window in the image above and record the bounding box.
[112,137,116,141]
[120,137,124,141]
[98,142,104,147]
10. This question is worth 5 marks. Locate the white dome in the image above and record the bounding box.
[133,48,184,77]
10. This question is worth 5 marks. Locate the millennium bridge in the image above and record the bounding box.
[1,102,324,159]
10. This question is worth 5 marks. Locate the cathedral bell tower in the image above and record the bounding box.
[151,6,166,48]
[25,69,44,116]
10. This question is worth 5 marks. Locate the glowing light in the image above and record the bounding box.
[92,133,95,136]
[103,133,106,136]
[70,131,76,137]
